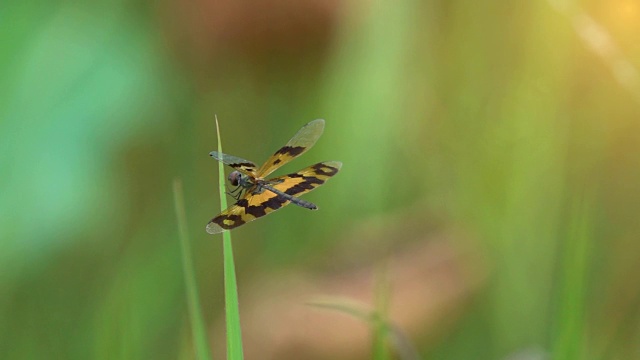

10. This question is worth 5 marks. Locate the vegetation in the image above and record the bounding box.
[2,1,640,359]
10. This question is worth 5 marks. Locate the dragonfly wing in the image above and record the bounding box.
[205,161,342,234]
[256,119,325,178]
[209,151,258,177]
[267,161,342,201]
[206,185,292,234]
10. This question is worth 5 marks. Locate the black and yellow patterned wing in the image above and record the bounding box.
[255,119,325,178]
[205,161,342,234]
[266,161,342,201]
[209,151,258,177]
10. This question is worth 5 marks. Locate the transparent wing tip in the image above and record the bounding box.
[325,161,343,171]
[206,222,226,235]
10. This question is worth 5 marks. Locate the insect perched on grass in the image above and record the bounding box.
[206,119,342,234]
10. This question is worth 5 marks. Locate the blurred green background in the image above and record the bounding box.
[2,0,640,359]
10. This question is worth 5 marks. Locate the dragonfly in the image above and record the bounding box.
[206,119,342,234]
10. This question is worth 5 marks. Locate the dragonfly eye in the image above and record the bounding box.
[228,171,242,186]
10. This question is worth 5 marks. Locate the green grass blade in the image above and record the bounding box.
[215,116,245,360]
[372,264,390,360]
[173,179,213,360]
[551,191,594,360]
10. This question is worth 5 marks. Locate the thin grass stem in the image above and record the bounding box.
[173,179,212,360]
[215,116,245,360]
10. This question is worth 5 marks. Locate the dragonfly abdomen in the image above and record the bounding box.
[261,184,318,210]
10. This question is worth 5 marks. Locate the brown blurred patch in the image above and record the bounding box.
[160,0,341,73]
[211,222,489,359]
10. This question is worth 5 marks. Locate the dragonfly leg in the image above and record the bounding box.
[226,185,245,201]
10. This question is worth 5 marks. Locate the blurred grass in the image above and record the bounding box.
[307,295,420,360]
[551,190,595,360]
[372,264,390,360]
[2,0,640,359]
[173,179,212,360]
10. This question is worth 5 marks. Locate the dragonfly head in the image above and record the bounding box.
[228,171,243,186]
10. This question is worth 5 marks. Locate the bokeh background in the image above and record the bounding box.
[3,0,640,359]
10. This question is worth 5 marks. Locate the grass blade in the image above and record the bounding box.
[372,264,390,360]
[215,116,245,360]
[551,190,594,360]
[307,297,421,360]
[173,179,213,360]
